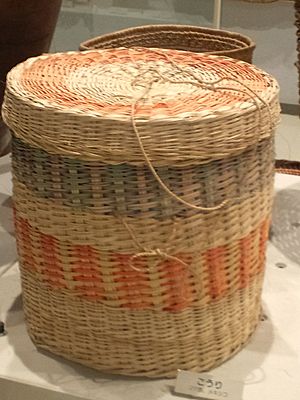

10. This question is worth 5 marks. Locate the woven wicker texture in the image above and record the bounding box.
[276,159,300,175]
[3,48,280,377]
[79,25,255,64]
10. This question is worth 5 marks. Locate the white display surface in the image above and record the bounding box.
[1,153,300,400]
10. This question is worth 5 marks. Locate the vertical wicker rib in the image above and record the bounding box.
[2,48,280,377]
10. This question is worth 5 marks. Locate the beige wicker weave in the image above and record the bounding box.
[3,48,280,377]
[80,25,255,64]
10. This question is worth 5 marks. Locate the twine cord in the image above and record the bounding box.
[139,48,275,128]
[131,109,229,212]
[122,216,201,284]
[150,47,274,130]
[130,250,187,272]
[130,82,228,212]
[118,216,187,272]
[130,49,274,213]
[124,49,276,270]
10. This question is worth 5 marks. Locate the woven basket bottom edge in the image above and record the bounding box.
[22,269,264,378]
[27,320,260,378]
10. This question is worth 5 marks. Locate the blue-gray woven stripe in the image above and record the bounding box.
[12,135,274,218]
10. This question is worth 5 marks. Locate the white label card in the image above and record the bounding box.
[175,370,244,400]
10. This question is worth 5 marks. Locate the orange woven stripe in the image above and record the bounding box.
[259,219,270,270]
[40,233,66,288]
[159,254,195,311]
[205,246,228,299]
[72,245,105,299]
[15,216,36,269]
[239,231,255,289]
[15,215,269,310]
[239,219,270,289]
[113,254,152,309]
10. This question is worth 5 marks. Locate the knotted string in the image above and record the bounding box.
[129,48,275,213]
[130,84,228,212]
[119,216,187,272]
[119,49,276,270]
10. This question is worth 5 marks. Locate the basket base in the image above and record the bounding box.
[21,269,264,378]
[31,321,260,378]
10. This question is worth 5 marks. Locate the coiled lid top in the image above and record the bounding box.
[3,47,280,165]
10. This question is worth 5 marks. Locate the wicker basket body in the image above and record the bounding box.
[3,48,280,377]
[79,25,255,64]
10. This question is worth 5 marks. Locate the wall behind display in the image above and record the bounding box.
[51,0,213,53]
[222,0,297,105]
[51,0,297,105]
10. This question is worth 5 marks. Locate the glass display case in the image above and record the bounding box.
[52,0,215,52]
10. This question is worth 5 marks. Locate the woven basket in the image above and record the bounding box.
[276,160,300,175]
[79,24,255,64]
[3,48,280,377]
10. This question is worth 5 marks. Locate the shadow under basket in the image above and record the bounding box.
[79,24,255,64]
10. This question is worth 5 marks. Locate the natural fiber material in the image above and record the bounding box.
[4,50,278,165]
[3,48,280,377]
[21,267,265,376]
[80,25,255,64]
[276,159,300,175]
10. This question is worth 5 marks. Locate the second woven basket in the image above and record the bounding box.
[80,24,255,64]
[3,48,280,377]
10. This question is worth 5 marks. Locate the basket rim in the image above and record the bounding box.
[79,24,256,53]
[3,48,280,165]
[4,48,277,125]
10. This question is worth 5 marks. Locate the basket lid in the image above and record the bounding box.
[3,47,280,165]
